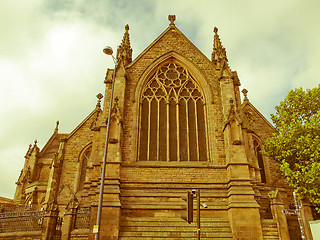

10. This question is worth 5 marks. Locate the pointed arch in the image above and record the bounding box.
[76,143,92,191]
[108,98,122,144]
[134,51,213,104]
[252,136,267,183]
[135,55,210,162]
[230,118,241,145]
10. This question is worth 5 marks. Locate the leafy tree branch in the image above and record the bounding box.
[264,84,320,209]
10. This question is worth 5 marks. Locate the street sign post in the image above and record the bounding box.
[282,209,298,215]
[181,191,194,223]
[282,192,305,240]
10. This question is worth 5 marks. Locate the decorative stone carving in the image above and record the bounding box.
[46,199,58,212]
[168,15,176,25]
[66,195,79,211]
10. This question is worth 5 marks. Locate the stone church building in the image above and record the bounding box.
[1,16,317,239]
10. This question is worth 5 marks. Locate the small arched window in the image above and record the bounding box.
[253,139,266,183]
[138,61,207,162]
[78,146,91,190]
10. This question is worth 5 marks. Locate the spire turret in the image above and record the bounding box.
[25,144,32,158]
[96,93,103,109]
[211,27,229,69]
[117,24,132,66]
[242,89,249,102]
[54,121,59,133]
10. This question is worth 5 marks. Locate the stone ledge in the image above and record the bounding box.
[0,231,41,237]
[122,162,227,168]
[227,201,260,209]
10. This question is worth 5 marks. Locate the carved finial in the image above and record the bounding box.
[121,24,130,47]
[168,15,176,25]
[212,26,229,67]
[96,93,103,108]
[54,121,59,133]
[25,144,32,158]
[34,140,38,145]
[117,24,132,65]
[97,93,103,100]
[242,89,248,101]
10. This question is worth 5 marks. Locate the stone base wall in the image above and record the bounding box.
[0,231,41,240]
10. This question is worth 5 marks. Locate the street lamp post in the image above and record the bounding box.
[196,189,200,240]
[94,46,117,240]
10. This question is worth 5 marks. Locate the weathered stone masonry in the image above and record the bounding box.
[1,15,317,240]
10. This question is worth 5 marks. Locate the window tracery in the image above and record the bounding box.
[138,62,207,162]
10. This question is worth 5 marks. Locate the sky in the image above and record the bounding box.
[1,0,320,199]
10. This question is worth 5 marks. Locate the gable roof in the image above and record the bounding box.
[0,196,14,204]
[241,100,276,133]
[127,22,214,69]
[39,132,68,158]
[67,107,101,140]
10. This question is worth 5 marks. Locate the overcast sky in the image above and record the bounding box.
[1,0,319,199]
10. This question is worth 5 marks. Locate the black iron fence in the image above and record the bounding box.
[74,207,91,229]
[0,209,44,233]
[0,205,91,237]
[51,216,63,240]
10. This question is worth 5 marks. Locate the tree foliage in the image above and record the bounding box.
[264,84,320,208]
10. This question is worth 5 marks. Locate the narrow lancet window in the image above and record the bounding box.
[78,146,91,190]
[253,140,266,183]
[138,62,207,162]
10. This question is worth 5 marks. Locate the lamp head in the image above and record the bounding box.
[103,46,113,55]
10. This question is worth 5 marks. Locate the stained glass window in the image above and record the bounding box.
[138,62,207,162]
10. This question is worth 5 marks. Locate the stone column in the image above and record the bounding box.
[225,131,263,239]
[300,201,314,240]
[268,190,290,240]
[41,200,59,240]
[61,196,79,240]
[223,115,263,239]
[89,200,121,240]
[227,163,263,240]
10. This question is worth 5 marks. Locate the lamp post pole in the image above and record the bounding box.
[293,192,305,240]
[94,46,117,240]
[197,189,200,240]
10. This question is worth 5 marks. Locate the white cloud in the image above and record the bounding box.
[0,145,27,198]
[0,0,48,58]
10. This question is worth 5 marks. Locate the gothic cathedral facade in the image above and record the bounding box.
[7,16,316,239]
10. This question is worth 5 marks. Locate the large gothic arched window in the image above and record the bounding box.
[138,62,207,162]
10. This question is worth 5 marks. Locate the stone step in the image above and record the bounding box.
[119,231,233,238]
[261,219,277,226]
[262,229,279,236]
[261,219,279,240]
[119,238,232,240]
[120,226,231,232]
[119,217,233,239]
[120,219,230,227]
[121,217,230,222]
